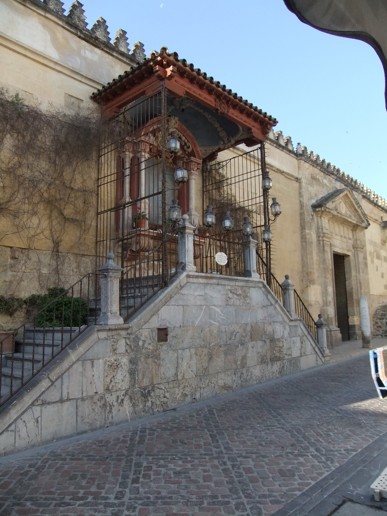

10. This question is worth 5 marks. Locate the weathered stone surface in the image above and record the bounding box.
[40,400,76,441]
[76,394,106,432]
[62,361,82,399]
[104,355,129,391]
[81,338,112,360]
[160,348,178,382]
[226,285,250,305]
[36,378,62,404]
[154,304,184,328]
[137,354,160,387]
[0,274,324,455]
[195,346,209,375]
[208,344,225,375]
[15,407,41,450]
[178,348,196,380]
[182,305,210,326]
[105,390,131,425]
[0,424,15,454]
[82,360,104,396]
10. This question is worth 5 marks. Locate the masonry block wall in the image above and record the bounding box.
[0,273,323,455]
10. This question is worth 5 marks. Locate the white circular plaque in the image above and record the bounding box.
[215,252,228,266]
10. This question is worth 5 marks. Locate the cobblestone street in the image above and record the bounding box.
[1,348,387,515]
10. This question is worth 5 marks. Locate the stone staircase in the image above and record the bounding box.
[0,275,164,406]
[0,327,81,404]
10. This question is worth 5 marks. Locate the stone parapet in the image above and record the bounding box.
[268,129,387,212]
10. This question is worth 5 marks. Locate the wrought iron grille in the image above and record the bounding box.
[199,147,267,276]
[97,88,181,315]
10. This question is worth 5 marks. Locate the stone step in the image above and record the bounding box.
[22,327,83,346]
[3,352,44,368]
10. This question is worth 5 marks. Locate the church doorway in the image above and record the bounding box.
[333,253,350,341]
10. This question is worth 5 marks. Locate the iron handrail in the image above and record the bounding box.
[0,272,98,408]
[120,231,179,322]
[256,252,318,343]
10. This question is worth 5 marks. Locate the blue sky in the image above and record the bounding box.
[62,0,387,198]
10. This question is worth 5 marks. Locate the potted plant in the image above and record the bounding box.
[133,210,148,229]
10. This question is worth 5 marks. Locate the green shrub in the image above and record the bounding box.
[25,287,88,327]
[0,296,24,316]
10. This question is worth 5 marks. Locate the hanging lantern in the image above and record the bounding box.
[222,211,234,231]
[262,228,272,242]
[174,164,188,183]
[242,216,253,236]
[262,176,273,190]
[168,199,182,222]
[270,197,282,218]
[167,134,180,153]
[204,205,216,227]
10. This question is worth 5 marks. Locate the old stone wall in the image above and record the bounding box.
[0,273,323,455]
[265,135,387,340]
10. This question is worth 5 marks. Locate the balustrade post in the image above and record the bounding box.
[178,214,196,272]
[281,274,296,318]
[243,235,260,278]
[316,314,330,357]
[97,253,124,325]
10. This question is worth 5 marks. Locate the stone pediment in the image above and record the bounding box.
[312,189,370,228]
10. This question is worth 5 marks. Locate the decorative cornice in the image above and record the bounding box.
[268,129,387,212]
[312,188,370,228]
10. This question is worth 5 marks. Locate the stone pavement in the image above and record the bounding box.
[1,340,387,515]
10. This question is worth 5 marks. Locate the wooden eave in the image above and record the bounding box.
[92,49,277,143]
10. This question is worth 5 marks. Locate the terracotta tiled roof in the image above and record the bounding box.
[92,47,277,126]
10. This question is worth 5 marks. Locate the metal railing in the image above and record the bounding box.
[0,273,97,408]
[256,252,317,343]
[120,230,179,321]
[294,290,318,341]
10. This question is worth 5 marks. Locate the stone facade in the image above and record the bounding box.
[0,273,322,455]
[266,134,387,344]
[1,4,386,338]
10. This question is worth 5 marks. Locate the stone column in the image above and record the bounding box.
[243,236,259,279]
[316,314,330,357]
[123,149,131,233]
[186,161,201,226]
[97,253,124,325]
[281,274,296,318]
[178,214,196,272]
[360,294,372,348]
[138,140,149,228]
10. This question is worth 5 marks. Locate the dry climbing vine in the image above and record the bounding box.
[0,89,102,293]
